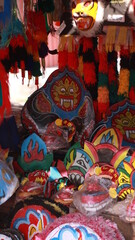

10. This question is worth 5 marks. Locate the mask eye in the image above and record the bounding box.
[2,169,12,184]
[77,160,87,169]
[84,1,93,7]
[61,87,66,93]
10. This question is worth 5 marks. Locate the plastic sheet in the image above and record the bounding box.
[73,175,114,216]
[0,159,19,205]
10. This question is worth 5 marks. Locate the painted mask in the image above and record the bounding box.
[18,133,53,172]
[10,205,57,240]
[110,147,135,200]
[67,141,99,186]
[86,163,119,184]
[73,176,113,216]
[21,67,95,148]
[72,0,105,37]
[28,170,48,185]
[0,159,19,205]
[10,197,68,240]
[98,100,135,148]
[33,213,124,240]
[90,126,123,164]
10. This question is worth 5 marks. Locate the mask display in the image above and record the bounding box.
[9,196,69,240]
[33,212,124,240]
[97,100,135,148]
[21,67,95,147]
[110,147,135,200]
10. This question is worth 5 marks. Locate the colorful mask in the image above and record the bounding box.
[18,133,53,172]
[0,159,19,205]
[10,205,56,240]
[73,176,113,216]
[98,100,135,148]
[21,67,95,147]
[66,127,122,187]
[28,170,48,185]
[86,163,119,184]
[33,212,124,240]
[91,126,123,164]
[9,197,69,240]
[72,0,105,37]
[110,147,135,200]
[67,141,99,186]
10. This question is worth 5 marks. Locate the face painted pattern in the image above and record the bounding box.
[10,205,57,240]
[112,109,135,144]
[68,149,93,186]
[110,148,135,200]
[46,224,100,240]
[28,170,48,185]
[77,177,112,214]
[21,67,95,148]
[51,75,81,111]
[116,163,135,200]
[89,164,119,184]
[98,100,135,148]
[72,0,98,31]
[22,133,47,163]
[19,133,53,172]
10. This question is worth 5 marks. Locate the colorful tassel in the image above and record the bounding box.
[0,62,11,124]
[82,37,98,88]
[98,47,109,120]
[0,47,11,73]
[58,36,68,68]
[105,26,116,52]
[58,50,68,68]
[115,27,128,52]
[118,48,130,100]
[83,62,97,85]
[67,36,78,70]
[118,69,130,98]
[68,51,78,70]
[108,51,118,105]
[78,56,83,77]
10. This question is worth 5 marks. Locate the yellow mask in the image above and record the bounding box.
[72,0,98,30]
[72,0,104,37]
